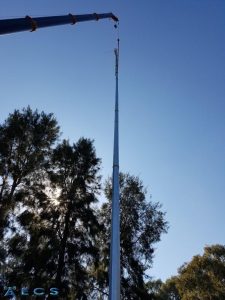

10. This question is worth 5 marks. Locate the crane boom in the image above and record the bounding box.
[0,12,118,36]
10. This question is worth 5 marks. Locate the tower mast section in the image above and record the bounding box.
[109,38,120,300]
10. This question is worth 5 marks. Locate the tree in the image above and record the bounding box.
[176,244,225,300]
[155,276,181,300]
[48,138,102,298]
[145,278,163,299]
[0,108,169,299]
[95,173,168,299]
[156,244,225,300]
[6,138,102,299]
[0,107,59,273]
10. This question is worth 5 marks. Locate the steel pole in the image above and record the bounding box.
[109,41,120,300]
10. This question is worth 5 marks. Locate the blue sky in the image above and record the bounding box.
[1,0,225,281]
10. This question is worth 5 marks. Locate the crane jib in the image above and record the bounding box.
[0,12,119,35]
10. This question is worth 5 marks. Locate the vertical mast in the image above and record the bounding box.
[109,39,120,300]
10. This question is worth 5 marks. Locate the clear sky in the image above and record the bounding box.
[1,0,225,282]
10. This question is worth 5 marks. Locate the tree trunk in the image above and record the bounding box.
[55,202,72,289]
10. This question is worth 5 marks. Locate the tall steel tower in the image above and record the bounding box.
[109,39,120,300]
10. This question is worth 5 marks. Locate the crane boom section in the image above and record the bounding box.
[0,12,118,35]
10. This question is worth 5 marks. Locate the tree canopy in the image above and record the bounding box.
[95,174,168,299]
[154,244,225,300]
[0,107,168,299]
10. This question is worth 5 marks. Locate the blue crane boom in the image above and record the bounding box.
[0,12,118,35]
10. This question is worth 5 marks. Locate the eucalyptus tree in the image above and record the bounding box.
[48,138,102,298]
[1,108,169,300]
[175,244,225,300]
[0,107,59,272]
[155,277,181,300]
[6,138,102,299]
[155,244,225,300]
[95,173,168,299]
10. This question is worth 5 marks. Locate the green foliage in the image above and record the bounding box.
[145,278,163,299]
[0,108,168,299]
[155,276,181,300]
[0,107,59,273]
[48,138,102,298]
[176,244,225,300]
[155,245,225,300]
[96,174,168,299]
[5,138,102,299]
